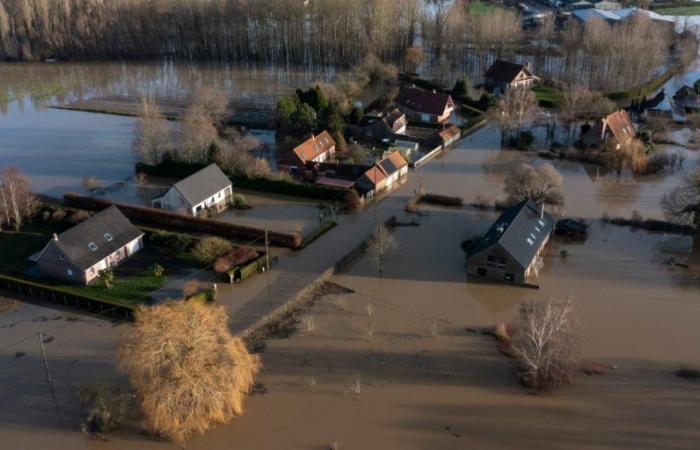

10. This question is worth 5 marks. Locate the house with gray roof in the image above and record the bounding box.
[35,206,144,284]
[151,163,233,216]
[467,199,554,286]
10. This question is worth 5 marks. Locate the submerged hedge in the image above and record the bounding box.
[606,64,680,101]
[63,193,302,249]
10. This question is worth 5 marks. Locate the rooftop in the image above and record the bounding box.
[172,163,231,207]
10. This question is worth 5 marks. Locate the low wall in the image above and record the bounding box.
[63,193,302,249]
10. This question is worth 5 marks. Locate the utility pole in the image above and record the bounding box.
[264,230,270,271]
[39,333,61,424]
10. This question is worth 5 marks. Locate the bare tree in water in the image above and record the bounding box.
[119,301,261,445]
[511,296,581,390]
[503,163,564,208]
[132,96,172,165]
[662,167,700,228]
[0,166,37,231]
[366,223,398,275]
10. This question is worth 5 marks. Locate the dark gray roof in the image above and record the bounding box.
[484,60,531,84]
[469,199,554,268]
[173,164,231,207]
[52,206,143,271]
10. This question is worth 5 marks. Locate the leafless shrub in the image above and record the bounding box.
[182,280,200,298]
[348,376,362,396]
[0,165,37,231]
[510,296,581,390]
[76,382,130,437]
[50,209,66,223]
[119,301,261,444]
[333,296,348,311]
[298,313,317,335]
[192,237,234,265]
[661,166,700,227]
[306,376,318,388]
[133,96,172,165]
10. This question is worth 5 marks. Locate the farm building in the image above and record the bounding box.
[151,163,232,217]
[467,199,554,286]
[395,86,455,124]
[33,206,144,285]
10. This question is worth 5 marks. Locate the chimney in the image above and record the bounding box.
[52,233,58,241]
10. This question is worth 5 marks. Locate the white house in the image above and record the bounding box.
[152,163,233,216]
[34,206,144,284]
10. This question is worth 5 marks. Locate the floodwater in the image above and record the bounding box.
[0,62,337,196]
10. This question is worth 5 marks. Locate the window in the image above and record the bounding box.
[67,269,73,276]
[115,250,121,258]
[534,226,541,233]
[104,233,113,242]
[487,255,495,262]
[89,267,95,275]
[505,273,514,282]
[59,253,64,261]
[88,242,98,251]
[498,257,506,264]
[476,268,487,277]
[526,237,534,246]
[538,219,545,227]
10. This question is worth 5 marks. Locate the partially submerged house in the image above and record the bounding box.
[151,163,233,216]
[484,60,539,94]
[580,109,636,149]
[467,199,555,286]
[428,124,462,148]
[356,151,409,195]
[278,130,337,172]
[34,206,144,285]
[395,86,455,124]
[365,108,408,141]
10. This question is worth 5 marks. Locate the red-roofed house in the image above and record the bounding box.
[580,110,636,149]
[356,151,409,195]
[395,86,455,124]
[278,131,336,171]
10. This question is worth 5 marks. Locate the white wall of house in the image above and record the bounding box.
[154,185,232,216]
[190,185,232,216]
[84,236,143,283]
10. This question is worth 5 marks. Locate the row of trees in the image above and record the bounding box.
[0,165,36,231]
[133,89,273,178]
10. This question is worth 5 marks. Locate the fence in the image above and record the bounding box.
[0,274,134,320]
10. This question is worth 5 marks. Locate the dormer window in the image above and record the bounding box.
[104,233,113,242]
[88,242,98,251]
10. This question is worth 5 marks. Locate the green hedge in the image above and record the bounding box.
[136,161,347,202]
[606,64,680,101]
[227,254,266,282]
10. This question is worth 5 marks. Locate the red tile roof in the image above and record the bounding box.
[292,130,336,163]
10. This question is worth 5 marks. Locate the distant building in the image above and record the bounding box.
[483,60,539,94]
[673,85,700,112]
[34,206,144,285]
[356,151,409,195]
[278,130,337,172]
[571,6,675,25]
[151,163,233,216]
[467,199,554,286]
[595,1,622,10]
[395,86,456,124]
[580,109,636,149]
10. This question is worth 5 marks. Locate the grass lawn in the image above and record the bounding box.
[532,85,564,108]
[654,5,700,15]
[60,272,167,307]
[468,0,501,15]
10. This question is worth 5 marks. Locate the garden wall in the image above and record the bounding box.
[63,194,302,249]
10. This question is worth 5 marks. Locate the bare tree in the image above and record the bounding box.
[489,88,540,143]
[119,301,261,444]
[404,46,426,73]
[192,87,230,126]
[0,165,36,231]
[503,163,564,207]
[133,96,172,165]
[366,223,398,275]
[178,105,218,164]
[511,296,581,390]
[662,167,700,227]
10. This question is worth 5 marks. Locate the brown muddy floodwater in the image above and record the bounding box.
[2,124,699,449]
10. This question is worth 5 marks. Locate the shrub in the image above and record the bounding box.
[182,280,201,298]
[147,229,197,254]
[150,263,165,277]
[50,209,67,223]
[76,383,129,436]
[99,269,114,289]
[192,237,234,265]
[213,246,259,274]
[560,249,569,258]
[344,189,362,211]
[41,210,50,222]
[233,194,248,208]
[419,193,463,207]
[69,209,90,224]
